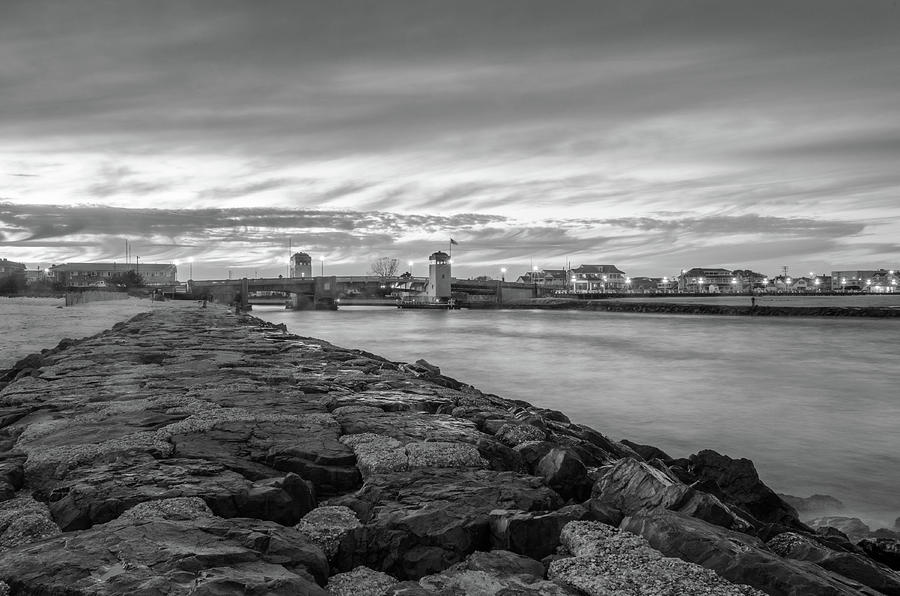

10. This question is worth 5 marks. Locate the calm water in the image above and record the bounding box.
[0,297,154,370]
[253,305,900,529]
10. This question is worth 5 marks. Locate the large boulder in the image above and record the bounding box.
[489,505,591,560]
[688,450,800,527]
[417,550,576,596]
[295,506,362,563]
[0,498,329,595]
[332,468,561,579]
[808,516,873,543]
[548,521,764,596]
[622,510,884,595]
[590,458,750,532]
[42,455,315,530]
[767,532,900,595]
[535,448,591,502]
[326,566,399,596]
[859,537,900,571]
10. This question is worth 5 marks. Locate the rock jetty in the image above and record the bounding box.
[1,304,898,595]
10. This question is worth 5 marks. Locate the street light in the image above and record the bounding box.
[408,260,414,276]
[698,277,704,293]
[500,267,507,282]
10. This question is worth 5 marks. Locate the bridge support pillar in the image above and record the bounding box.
[240,278,249,311]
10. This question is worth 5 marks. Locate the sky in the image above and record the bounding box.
[2,0,899,280]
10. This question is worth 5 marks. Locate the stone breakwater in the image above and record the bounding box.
[0,305,898,595]
[495,298,900,317]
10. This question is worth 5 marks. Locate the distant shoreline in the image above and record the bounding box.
[472,298,900,317]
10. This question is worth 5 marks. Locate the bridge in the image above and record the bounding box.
[187,276,543,310]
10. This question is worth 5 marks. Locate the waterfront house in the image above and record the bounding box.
[869,269,898,293]
[515,269,568,289]
[568,264,627,292]
[49,262,177,288]
[831,270,880,292]
[678,268,736,293]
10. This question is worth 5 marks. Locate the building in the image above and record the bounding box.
[515,269,568,289]
[831,270,880,292]
[49,262,177,288]
[732,269,768,292]
[24,267,50,286]
[678,268,736,293]
[290,252,312,278]
[568,264,627,293]
[427,251,451,300]
[628,277,662,294]
[0,258,26,280]
[0,258,26,291]
[869,269,898,293]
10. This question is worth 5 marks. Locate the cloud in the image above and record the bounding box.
[600,215,866,238]
[85,164,173,198]
[0,1,898,276]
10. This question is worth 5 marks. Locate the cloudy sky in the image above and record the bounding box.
[2,0,898,279]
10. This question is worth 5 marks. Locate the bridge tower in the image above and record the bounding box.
[428,251,451,300]
[290,252,312,278]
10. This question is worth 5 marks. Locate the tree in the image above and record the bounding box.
[370,257,399,280]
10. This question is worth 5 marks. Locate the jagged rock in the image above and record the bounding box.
[688,450,800,526]
[474,436,525,472]
[535,448,591,501]
[0,495,60,550]
[808,516,873,543]
[489,505,591,559]
[778,493,845,515]
[327,566,398,596]
[859,537,900,571]
[590,458,750,532]
[0,499,329,594]
[494,423,546,447]
[548,520,764,595]
[513,440,555,470]
[332,468,561,579]
[768,531,900,594]
[172,416,362,497]
[296,506,362,560]
[417,550,574,595]
[42,455,315,530]
[622,510,884,595]
[340,434,488,478]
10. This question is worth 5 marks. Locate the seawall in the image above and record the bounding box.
[0,304,897,595]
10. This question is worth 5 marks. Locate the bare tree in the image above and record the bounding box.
[370,257,399,279]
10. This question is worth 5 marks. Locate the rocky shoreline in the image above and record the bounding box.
[0,304,898,595]
[483,298,900,317]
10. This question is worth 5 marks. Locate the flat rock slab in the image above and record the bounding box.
[0,499,328,595]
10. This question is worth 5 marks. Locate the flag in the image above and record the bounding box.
[450,238,459,245]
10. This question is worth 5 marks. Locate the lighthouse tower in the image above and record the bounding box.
[428,251,451,300]
[290,252,312,278]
